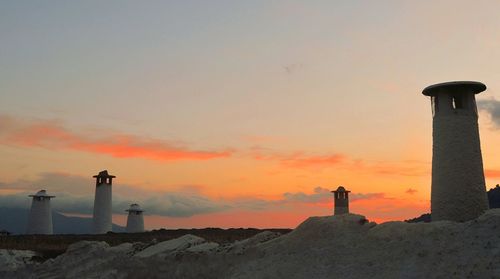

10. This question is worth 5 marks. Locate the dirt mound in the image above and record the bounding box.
[3,210,500,278]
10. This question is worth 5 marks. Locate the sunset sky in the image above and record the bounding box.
[1,1,500,229]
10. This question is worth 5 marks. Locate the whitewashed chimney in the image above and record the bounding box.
[92,170,115,234]
[27,190,55,235]
[126,203,144,233]
[423,81,489,221]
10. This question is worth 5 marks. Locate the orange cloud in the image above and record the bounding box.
[281,153,345,168]
[405,188,418,195]
[253,150,346,168]
[252,147,429,177]
[485,169,500,178]
[0,115,232,161]
[369,161,430,177]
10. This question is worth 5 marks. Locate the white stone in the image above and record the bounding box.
[32,241,131,279]
[0,249,37,272]
[134,234,205,258]
[185,242,219,252]
[225,231,282,255]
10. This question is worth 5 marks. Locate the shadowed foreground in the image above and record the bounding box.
[2,210,500,278]
[0,228,290,259]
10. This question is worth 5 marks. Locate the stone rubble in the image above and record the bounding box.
[2,209,499,279]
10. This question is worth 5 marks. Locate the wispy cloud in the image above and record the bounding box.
[405,188,418,195]
[280,153,345,168]
[485,169,500,178]
[0,173,230,217]
[278,187,425,223]
[350,192,386,201]
[283,186,332,203]
[282,186,384,204]
[252,148,429,177]
[478,98,500,128]
[369,161,429,177]
[282,63,304,75]
[0,115,232,161]
[0,191,230,218]
[253,150,346,168]
[0,173,388,218]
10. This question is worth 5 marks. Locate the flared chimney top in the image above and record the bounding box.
[331,186,350,193]
[422,81,486,96]
[29,189,55,198]
[93,170,116,178]
[126,203,144,212]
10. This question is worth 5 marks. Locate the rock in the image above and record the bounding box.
[31,241,132,279]
[8,210,500,278]
[186,242,219,253]
[64,240,110,256]
[230,211,500,279]
[135,234,206,258]
[224,231,282,255]
[0,249,37,272]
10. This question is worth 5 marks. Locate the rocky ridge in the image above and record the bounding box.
[2,209,499,279]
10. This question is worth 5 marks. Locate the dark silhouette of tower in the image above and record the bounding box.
[332,186,350,215]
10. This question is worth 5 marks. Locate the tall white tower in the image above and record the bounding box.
[125,203,144,233]
[92,170,115,234]
[332,186,350,215]
[423,81,489,222]
[27,190,55,235]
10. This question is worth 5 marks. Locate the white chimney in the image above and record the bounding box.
[125,203,144,233]
[423,81,489,221]
[92,170,115,234]
[27,190,55,235]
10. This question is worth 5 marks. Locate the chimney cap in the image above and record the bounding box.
[331,186,350,193]
[422,81,486,96]
[29,189,55,198]
[93,170,116,178]
[125,203,144,212]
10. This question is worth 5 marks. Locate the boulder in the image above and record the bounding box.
[135,234,206,258]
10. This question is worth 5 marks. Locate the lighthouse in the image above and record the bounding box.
[125,203,145,233]
[332,186,350,215]
[27,190,55,235]
[92,170,115,234]
[423,81,489,222]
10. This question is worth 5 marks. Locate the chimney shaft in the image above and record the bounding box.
[92,170,115,234]
[423,81,489,221]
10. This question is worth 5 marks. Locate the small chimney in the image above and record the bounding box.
[332,186,350,215]
[27,190,55,234]
[125,203,145,233]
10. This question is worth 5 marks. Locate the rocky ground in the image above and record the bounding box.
[2,209,499,279]
[0,228,291,258]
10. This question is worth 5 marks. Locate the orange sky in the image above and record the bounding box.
[1,1,500,229]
